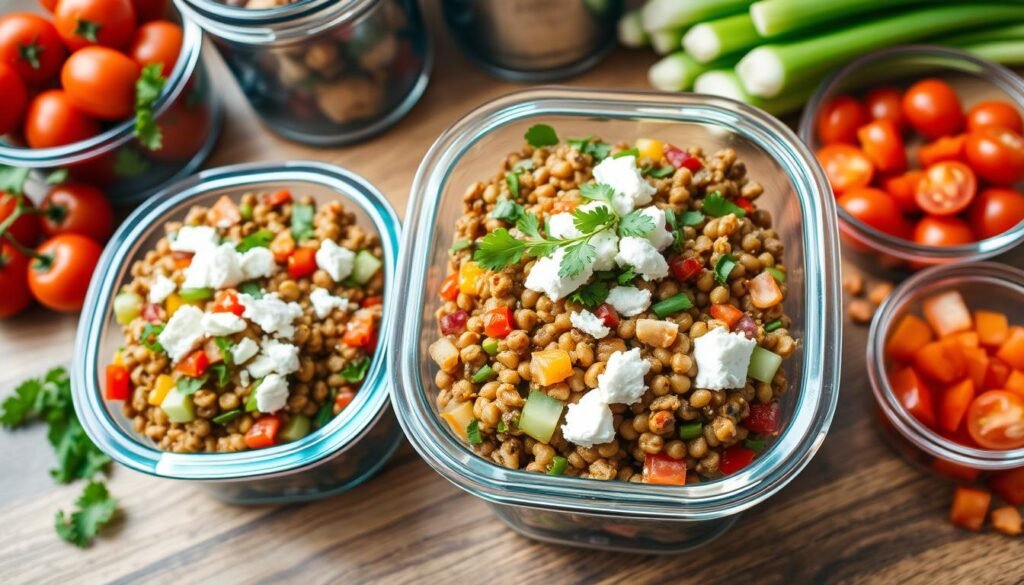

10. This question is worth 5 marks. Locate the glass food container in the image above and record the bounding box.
[868,261,1024,484]
[72,161,402,504]
[174,0,431,146]
[0,4,222,207]
[390,88,843,553]
[798,46,1024,269]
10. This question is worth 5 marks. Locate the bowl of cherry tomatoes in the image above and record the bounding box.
[799,46,1024,267]
[0,0,222,206]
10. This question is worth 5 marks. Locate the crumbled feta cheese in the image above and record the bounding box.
[182,243,245,290]
[593,155,655,216]
[169,226,219,253]
[597,348,651,405]
[254,373,289,413]
[239,247,277,281]
[615,236,669,281]
[238,293,303,339]
[639,206,674,251]
[693,327,756,390]
[231,337,259,365]
[315,239,356,282]
[157,305,204,363]
[148,273,176,304]
[570,309,610,339]
[561,390,616,448]
[310,287,349,319]
[547,212,581,239]
[590,229,620,271]
[239,370,250,388]
[246,338,301,379]
[524,248,594,301]
[200,312,248,336]
[606,286,651,317]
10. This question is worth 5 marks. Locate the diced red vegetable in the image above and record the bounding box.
[665,146,702,172]
[593,303,619,328]
[362,296,383,308]
[439,309,468,336]
[917,134,966,167]
[986,358,1012,391]
[940,378,975,433]
[719,446,756,475]
[335,389,356,412]
[745,403,780,435]
[710,303,744,329]
[642,453,687,485]
[950,486,990,532]
[891,366,936,427]
[265,189,292,207]
[976,311,1009,347]
[886,314,933,361]
[211,289,244,316]
[143,302,162,322]
[931,458,980,483]
[990,467,1024,506]
[991,506,1023,536]
[733,314,757,339]
[343,309,377,348]
[913,339,965,385]
[996,327,1024,370]
[105,363,131,401]
[244,414,281,449]
[483,306,514,338]
[439,273,459,302]
[1005,370,1024,396]
[287,247,317,279]
[175,350,210,378]
[669,256,703,281]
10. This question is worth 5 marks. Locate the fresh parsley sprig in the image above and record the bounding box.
[134,64,167,151]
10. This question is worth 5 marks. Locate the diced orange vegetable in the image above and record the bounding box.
[940,379,975,433]
[635,138,664,161]
[748,271,783,309]
[991,506,1022,536]
[976,310,1010,347]
[530,349,573,386]
[287,247,317,279]
[990,467,1024,506]
[963,347,990,389]
[931,458,980,483]
[642,453,687,485]
[951,331,979,348]
[950,486,990,532]
[923,291,972,337]
[335,389,356,412]
[440,401,474,440]
[891,367,936,427]
[709,303,744,329]
[986,358,1012,391]
[887,314,934,361]
[209,195,241,228]
[175,350,210,378]
[270,230,296,263]
[996,327,1024,370]
[265,189,292,206]
[165,293,185,318]
[1006,370,1024,396]
[244,414,281,449]
[913,339,966,384]
[458,261,485,296]
[439,273,459,302]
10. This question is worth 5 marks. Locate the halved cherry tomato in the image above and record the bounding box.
[0,192,40,248]
[891,367,936,427]
[105,363,131,400]
[709,303,743,329]
[837,187,909,238]
[287,247,316,279]
[439,273,459,302]
[969,188,1024,240]
[343,309,376,348]
[642,453,687,485]
[883,171,922,214]
[913,215,974,247]
[669,256,702,281]
[244,414,281,449]
[816,95,868,145]
[858,119,906,173]
[967,100,1023,134]
[24,90,101,149]
[61,46,139,120]
[0,13,66,86]
[128,20,180,75]
[719,446,756,475]
[175,349,209,377]
[0,243,32,319]
[967,390,1024,450]
[40,183,114,241]
[483,306,513,338]
[917,134,966,167]
[964,127,1024,185]
[0,63,26,136]
[265,189,292,207]
[915,161,977,216]
[745,403,780,435]
[335,389,356,412]
[54,0,137,51]
[211,289,244,316]
[941,379,975,433]
[27,233,102,312]
[865,86,905,132]
[593,303,619,328]
[818,144,874,196]
[902,79,963,139]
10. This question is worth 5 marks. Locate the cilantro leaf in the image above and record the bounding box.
[55,480,117,548]
[239,281,264,299]
[491,199,523,222]
[237,228,274,253]
[214,337,234,367]
[579,182,615,205]
[1,376,41,427]
[569,280,609,308]
[679,210,705,226]
[208,364,230,388]
[524,124,558,148]
[703,193,747,218]
[618,209,655,237]
[568,136,612,160]
[176,376,206,396]
[0,166,30,195]
[450,239,471,254]
[340,358,371,383]
[613,148,639,159]
[572,204,615,234]
[290,203,316,241]
[473,228,528,271]
[140,323,165,353]
[714,254,738,284]
[506,172,520,198]
[516,212,543,240]
[134,64,167,151]
[643,165,675,178]
[558,240,596,278]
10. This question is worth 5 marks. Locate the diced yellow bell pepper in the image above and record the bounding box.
[530,349,573,386]
[112,349,124,367]
[635,138,664,162]
[458,261,485,296]
[440,401,475,440]
[149,374,175,406]
[165,293,185,318]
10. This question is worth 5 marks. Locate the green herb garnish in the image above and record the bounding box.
[678,422,702,440]
[471,364,496,384]
[642,165,675,178]
[55,480,117,548]
[214,337,234,367]
[237,228,274,252]
[569,280,609,308]
[617,268,636,285]
[340,358,371,383]
[239,281,263,299]
[176,376,206,396]
[466,419,483,445]
[492,199,524,222]
[450,239,471,254]
[714,254,738,284]
[497,420,508,433]
[652,293,694,318]
[613,148,639,159]
[525,124,558,148]
[512,159,535,171]
[766,266,786,283]
[290,203,315,241]
[208,364,230,388]
[547,456,568,476]
[140,323,165,353]
[45,168,69,185]
[764,319,783,332]
[313,400,334,429]
[744,438,767,453]
[568,136,612,160]
[134,64,167,150]
[0,165,29,194]
[114,149,149,177]
[579,182,614,205]
[506,171,520,198]
[618,209,655,238]
[703,193,746,218]
[212,409,242,425]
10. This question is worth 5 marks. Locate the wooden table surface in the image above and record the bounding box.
[3,6,1024,584]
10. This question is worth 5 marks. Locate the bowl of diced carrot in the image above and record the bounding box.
[868,260,1024,535]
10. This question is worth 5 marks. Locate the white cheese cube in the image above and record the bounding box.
[169,226,219,253]
[590,229,619,271]
[615,236,669,281]
[547,212,581,239]
[157,305,205,363]
[592,155,655,216]
[238,293,304,339]
[524,248,593,302]
[148,273,176,304]
[561,390,616,448]
[309,287,349,319]
[182,243,245,290]
[315,239,356,282]
[596,348,651,405]
[239,247,278,281]
[570,309,610,339]
[231,337,260,365]
[639,206,675,251]
[254,373,289,413]
[693,327,756,390]
[606,286,651,317]
[246,338,301,379]
[200,312,248,336]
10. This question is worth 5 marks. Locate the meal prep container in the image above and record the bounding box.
[174,0,431,146]
[0,5,222,207]
[391,88,843,553]
[441,0,622,82]
[868,262,1024,483]
[798,46,1024,268]
[72,161,402,504]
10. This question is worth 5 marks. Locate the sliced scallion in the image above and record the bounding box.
[766,266,786,283]
[178,287,213,302]
[547,456,569,476]
[764,319,783,333]
[466,419,483,445]
[613,148,640,159]
[744,438,767,453]
[713,254,737,284]
[653,293,694,318]
[471,365,496,384]
[212,409,242,425]
[482,338,499,356]
[678,422,703,440]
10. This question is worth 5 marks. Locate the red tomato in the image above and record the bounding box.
[967,100,1023,134]
[917,134,966,167]
[966,390,1024,450]
[105,363,130,400]
[129,20,181,75]
[665,145,702,172]
[343,309,376,348]
[149,102,211,161]
[40,183,114,242]
[593,303,618,328]
[964,126,1024,185]
[719,446,756,475]
[27,233,102,312]
[745,403,780,435]
[286,247,316,279]
[709,303,744,329]
[0,192,41,248]
[669,255,702,281]
[0,13,66,86]
[991,467,1024,506]
[857,119,906,173]
[54,0,137,51]
[837,187,910,238]
[438,272,458,302]
[0,242,32,319]
[969,188,1024,240]
[211,289,244,316]
[642,453,687,485]
[131,0,168,22]
[865,86,905,132]
[915,161,977,216]
[913,215,974,247]
[483,306,513,338]
[175,349,209,377]
[61,47,139,121]
[816,95,868,145]
[883,171,923,214]
[0,63,27,136]
[902,79,964,139]
[24,90,101,149]
[817,144,875,196]
[244,414,281,449]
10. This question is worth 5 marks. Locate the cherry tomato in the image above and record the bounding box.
[817,144,874,197]
[61,46,139,121]
[865,86,905,132]
[913,215,974,247]
[815,95,868,145]
[0,13,66,86]
[902,79,963,139]
[964,126,1024,185]
[917,134,966,167]
[0,191,40,247]
[149,101,210,161]
[286,247,316,279]
[27,233,102,312]
[837,187,910,238]
[0,63,27,136]
[40,0,60,10]
[915,161,977,216]
[54,0,137,51]
[128,20,181,75]
[967,390,1024,450]
[883,171,923,214]
[969,188,1024,240]
[857,119,906,173]
[967,100,1023,134]
[0,242,33,319]
[131,0,168,23]
[40,183,114,242]
[24,90,101,149]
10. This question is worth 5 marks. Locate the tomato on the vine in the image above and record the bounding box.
[837,187,910,238]
[0,63,26,136]
[0,191,40,247]
[129,20,181,75]
[61,46,139,120]
[902,79,963,139]
[967,100,1023,134]
[969,188,1024,240]
[27,233,103,312]
[54,0,137,51]
[913,215,974,247]
[24,90,101,148]
[0,242,33,319]
[816,95,868,145]
[964,126,1024,185]
[0,13,66,86]
[40,183,114,242]
[915,161,977,217]
[817,144,874,196]
[865,87,905,132]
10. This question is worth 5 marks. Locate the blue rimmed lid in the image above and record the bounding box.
[72,161,400,480]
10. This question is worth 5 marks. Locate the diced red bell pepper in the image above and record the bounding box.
[244,414,281,449]
[1006,370,1024,396]
[593,303,619,328]
[913,339,966,385]
[665,145,702,172]
[992,506,1023,536]
[175,350,210,378]
[976,310,1010,348]
[105,363,131,401]
[719,446,756,475]
[287,247,317,279]
[362,295,382,308]
[335,389,356,412]
[890,366,936,427]
[710,303,744,329]
[439,273,459,302]
[669,256,703,281]
[211,289,245,316]
[439,309,468,336]
[265,189,292,207]
[962,347,989,389]
[483,306,514,338]
[642,453,687,485]
[733,197,754,214]
[343,309,376,348]
[886,314,933,362]
[745,403,780,435]
[996,327,1024,370]
[986,358,1012,391]
[990,467,1024,506]
[950,486,990,532]
[939,378,975,433]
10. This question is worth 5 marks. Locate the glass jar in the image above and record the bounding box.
[174,0,431,145]
[389,88,844,553]
[72,161,402,504]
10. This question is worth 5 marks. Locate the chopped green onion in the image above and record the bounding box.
[648,52,724,92]
[751,0,932,37]
[214,337,234,367]
[239,201,253,221]
[713,254,737,284]
[350,250,382,285]
[140,323,165,353]
[290,203,315,241]
[497,420,508,433]
[506,172,520,198]
[212,409,242,425]
[471,364,496,384]
[766,266,786,283]
[314,398,335,429]
[236,228,274,252]
[245,379,262,412]
[547,456,569,476]
[450,239,471,254]
[653,293,694,318]
[764,319,783,333]
[703,193,746,217]
[695,69,815,117]
[466,419,483,445]
[961,40,1024,67]
[613,148,640,159]
[744,437,767,453]
[179,287,213,302]
[678,422,703,440]
[649,28,684,56]
[482,338,499,356]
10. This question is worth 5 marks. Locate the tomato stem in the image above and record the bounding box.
[2,232,45,262]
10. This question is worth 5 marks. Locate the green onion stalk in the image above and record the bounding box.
[617,9,650,48]
[749,0,930,37]
[648,52,737,92]
[641,0,754,33]
[683,12,761,63]
[694,70,815,116]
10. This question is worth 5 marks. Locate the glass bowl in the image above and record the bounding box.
[0,1,223,206]
[868,261,1024,483]
[798,46,1024,268]
[390,87,843,553]
[72,161,402,504]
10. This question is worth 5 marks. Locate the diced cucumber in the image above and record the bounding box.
[113,292,143,325]
[279,415,311,442]
[350,250,382,285]
[518,390,564,443]
[748,346,783,383]
[161,386,195,423]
